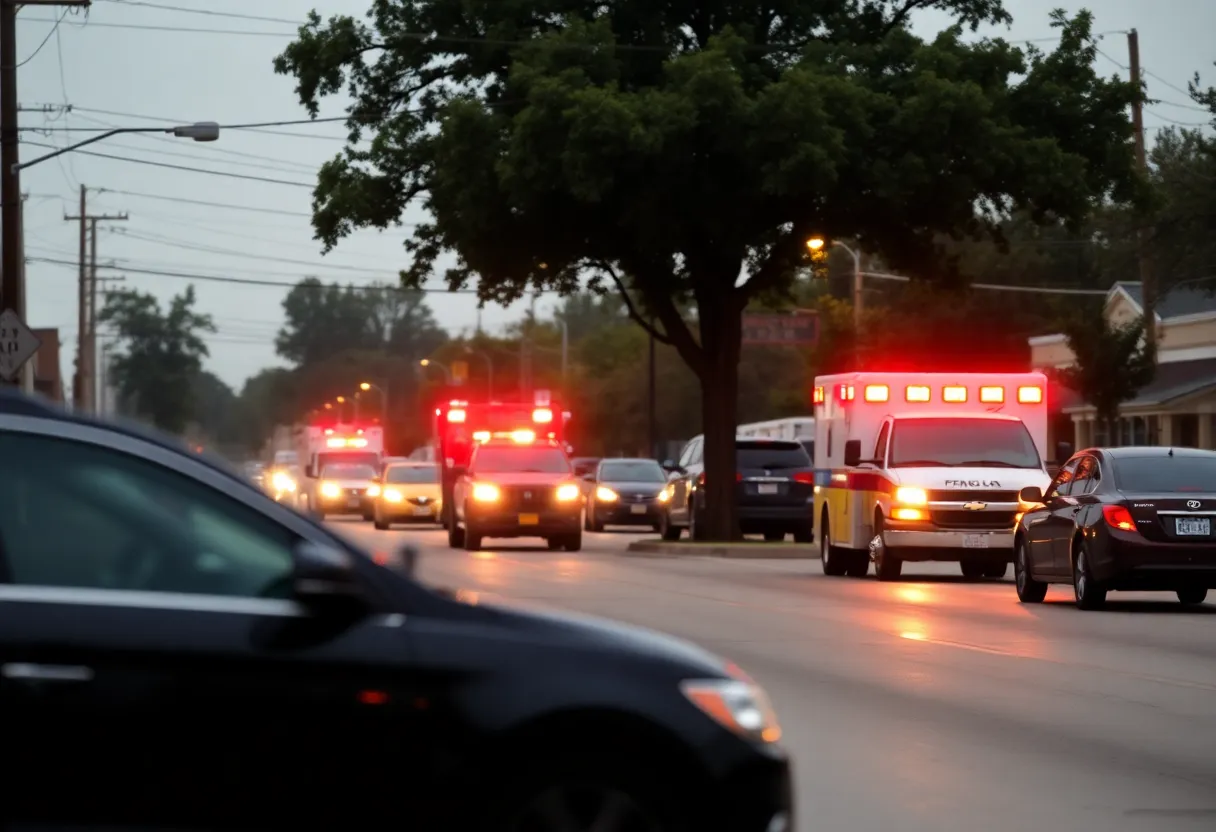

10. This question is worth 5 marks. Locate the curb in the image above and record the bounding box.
[624,539,815,559]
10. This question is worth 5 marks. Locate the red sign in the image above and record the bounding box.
[742,311,818,346]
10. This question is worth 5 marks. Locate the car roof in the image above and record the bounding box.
[0,388,251,487]
[1092,446,1216,459]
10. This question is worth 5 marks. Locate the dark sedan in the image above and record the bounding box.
[585,458,668,531]
[1014,446,1216,609]
[0,388,793,830]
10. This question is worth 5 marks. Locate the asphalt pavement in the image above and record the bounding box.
[330,519,1216,832]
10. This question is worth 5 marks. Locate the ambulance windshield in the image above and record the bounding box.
[889,418,1041,469]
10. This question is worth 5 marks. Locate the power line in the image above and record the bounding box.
[19,106,352,139]
[113,228,398,275]
[97,0,301,26]
[95,187,313,216]
[19,139,313,187]
[16,9,69,67]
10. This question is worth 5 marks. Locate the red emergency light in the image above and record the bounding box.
[1017,385,1043,403]
[812,386,825,405]
[532,408,553,423]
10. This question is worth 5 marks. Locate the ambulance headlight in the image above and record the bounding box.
[894,486,927,506]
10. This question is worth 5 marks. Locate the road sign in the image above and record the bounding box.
[0,308,41,382]
[742,311,819,346]
[451,360,469,384]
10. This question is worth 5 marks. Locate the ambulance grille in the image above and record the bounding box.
[925,489,1017,503]
[931,510,1018,529]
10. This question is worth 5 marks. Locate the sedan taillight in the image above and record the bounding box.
[1102,504,1137,533]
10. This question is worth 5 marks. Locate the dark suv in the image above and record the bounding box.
[0,389,792,830]
[449,438,585,551]
[659,436,815,541]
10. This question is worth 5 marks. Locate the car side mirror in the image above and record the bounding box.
[843,439,862,468]
[661,459,677,471]
[292,541,365,612]
[1019,486,1044,504]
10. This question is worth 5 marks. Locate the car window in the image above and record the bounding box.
[321,463,376,480]
[736,441,811,468]
[873,422,890,463]
[1112,455,1216,491]
[1071,456,1099,495]
[599,461,665,482]
[0,431,297,599]
[386,465,438,484]
[1049,458,1081,498]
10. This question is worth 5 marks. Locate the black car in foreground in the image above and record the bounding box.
[0,390,792,829]
[1015,446,1216,609]
[585,457,668,531]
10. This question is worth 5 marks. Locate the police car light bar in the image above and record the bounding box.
[533,407,553,423]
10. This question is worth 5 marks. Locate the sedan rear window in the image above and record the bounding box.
[1113,456,1216,492]
[736,441,811,469]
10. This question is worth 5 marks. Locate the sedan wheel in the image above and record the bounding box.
[1177,587,1208,605]
[1014,539,1048,603]
[1073,544,1107,610]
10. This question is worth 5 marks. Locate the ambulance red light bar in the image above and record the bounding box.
[979,386,1004,403]
[1017,385,1043,404]
[905,385,930,402]
[326,436,369,449]
[942,386,967,403]
[863,384,888,402]
[532,407,553,423]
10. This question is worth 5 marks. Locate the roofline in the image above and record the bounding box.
[890,412,1025,421]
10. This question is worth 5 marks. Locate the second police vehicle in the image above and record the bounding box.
[812,372,1054,581]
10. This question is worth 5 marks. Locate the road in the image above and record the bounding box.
[332,519,1216,832]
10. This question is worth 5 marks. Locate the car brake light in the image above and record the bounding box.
[1102,504,1137,533]
[696,472,705,486]
[532,408,553,423]
[448,408,466,423]
[979,386,1004,403]
[864,384,889,402]
[793,472,815,484]
[905,385,930,402]
[1017,385,1043,404]
[943,386,967,403]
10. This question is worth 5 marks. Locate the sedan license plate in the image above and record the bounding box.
[962,534,990,549]
[347,497,360,508]
[757,484,779,495]
[630,504,648,515]
[1175,517,1210,536]
[518,513,539,525]
[412,506,432,516]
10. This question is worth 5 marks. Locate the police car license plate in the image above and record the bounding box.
[347,496,360,508]
[962,535,989,549]
[758,484,779,495]
[630,504,648,514]
[1176,517,1210,536]
[519,513,539,525]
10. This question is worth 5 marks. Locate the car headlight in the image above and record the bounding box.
[384,488,404,503]
[595,486,618,502]
[556,483,581,502]
[894,486,927,506]
[658,486,672,503]
[320,481,340,498]
[367,484,381,498]
[472,483,500,502]
[680,677,782,744]
[272,472,296,492]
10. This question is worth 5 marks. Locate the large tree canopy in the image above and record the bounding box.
[277,0,1142,539]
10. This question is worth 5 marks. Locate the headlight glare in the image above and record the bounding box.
[595,486,618,502]
[472,483,500,502]
[894,486,927,506]
[320,481,340,498]
[556,483,581,501]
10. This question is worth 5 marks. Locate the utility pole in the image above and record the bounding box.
[647,321,657,459]
[1128,29,1156,359]
[1,0,92,389]
[65,188,127,412]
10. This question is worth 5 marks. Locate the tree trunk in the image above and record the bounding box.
[697,298,743,541]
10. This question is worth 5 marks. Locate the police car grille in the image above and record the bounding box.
[501,486,554,510]
[926,489,1017,503]
[930,510,1017,529]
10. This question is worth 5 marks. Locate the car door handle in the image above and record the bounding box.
[1,663,94,683]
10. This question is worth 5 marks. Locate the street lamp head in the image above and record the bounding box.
[324,402,333,409]
[171,122,221,142]
[336,396,345,403]
[360,382,371,391]
[806,237,825,251]
[419,359,430,367]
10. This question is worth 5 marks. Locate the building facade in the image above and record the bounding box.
[1029,281,1216,451]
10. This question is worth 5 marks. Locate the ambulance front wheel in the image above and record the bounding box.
[871,513,903,582]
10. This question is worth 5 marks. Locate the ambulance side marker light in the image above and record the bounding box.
[943,386,967,403]
[864,384,889,402]
[1017,386,1043,404]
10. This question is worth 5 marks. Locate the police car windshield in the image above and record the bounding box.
[889,419,1041,469]
[599,461,665,482]
[474,446,571,474]
[386,465,438,484]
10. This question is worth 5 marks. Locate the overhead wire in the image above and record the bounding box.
[16,9,69,67]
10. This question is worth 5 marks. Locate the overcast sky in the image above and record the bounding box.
[16,0,1215,391]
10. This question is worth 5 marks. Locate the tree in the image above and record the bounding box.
[1056,308,1155,439]
[101,286,216,434]
[277,3,1143,539]
[276,278,448,367]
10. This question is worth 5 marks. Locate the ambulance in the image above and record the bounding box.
[812,372,1053,582]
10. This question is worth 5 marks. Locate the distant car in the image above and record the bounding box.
[372,462,442,529]
[659,437,815,542]
[267,464,301,502]
[1015,446,1216,609]
[314,461,378,521]
[0,387,793,830]
[584,457,667,532]
[450,438,583,551]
